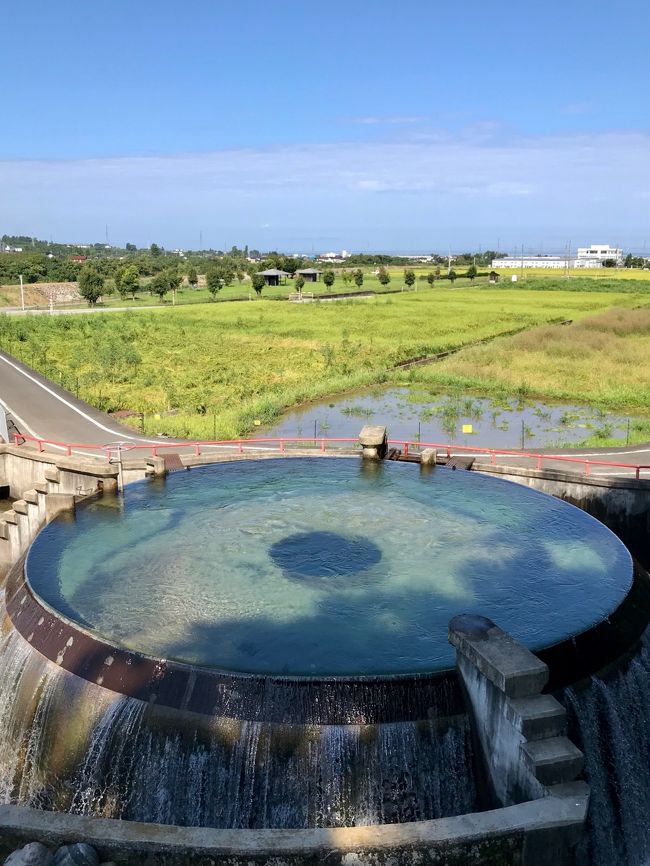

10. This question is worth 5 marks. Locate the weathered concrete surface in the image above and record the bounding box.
[0,789,589,865]
[449,615,548,698]
[420,448,437,466]
[358,426,387,460]
[449,616,584,812]
[0,444,119,500]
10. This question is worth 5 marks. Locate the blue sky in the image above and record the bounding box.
[1,0,649,252]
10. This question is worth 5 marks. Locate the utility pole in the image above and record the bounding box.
[19,274,24,311]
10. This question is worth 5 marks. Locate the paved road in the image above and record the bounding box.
[1,304,171,316]
[1,349,649,476]
[0,351,159,450]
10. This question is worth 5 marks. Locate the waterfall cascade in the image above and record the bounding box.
[0,625,477,828]
[566,634,650,866]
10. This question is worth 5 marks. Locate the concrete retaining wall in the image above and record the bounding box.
[449,616,584,810]
[0,444,120,577]
[0,791,589,866]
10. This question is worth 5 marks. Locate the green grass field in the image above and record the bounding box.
[1,284,647,441]
[403,307,650,437]
[4,264,649,313]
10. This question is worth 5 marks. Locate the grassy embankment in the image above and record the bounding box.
[401,307,650,446]
[0,285,646,442]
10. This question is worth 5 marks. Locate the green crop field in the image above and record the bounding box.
[403,306,650,445]
[1,284,647,441]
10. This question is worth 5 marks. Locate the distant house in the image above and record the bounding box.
[258,268,289,286]
[489,271,500,284]
[296,268,321,283]
[71,255,88,263]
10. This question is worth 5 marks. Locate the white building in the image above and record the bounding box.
[492,245,623,270]
[318,250,352,262]
[491,255,575,269]
[576,244,623,265]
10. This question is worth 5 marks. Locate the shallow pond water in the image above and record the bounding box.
[265,387,638,450]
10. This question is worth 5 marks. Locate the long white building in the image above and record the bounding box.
[492,244,623,270]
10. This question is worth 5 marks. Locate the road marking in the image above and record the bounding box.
[0,396,41,439]
[0,353,159,445]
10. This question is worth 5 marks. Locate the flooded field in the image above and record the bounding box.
[265,387,640,450]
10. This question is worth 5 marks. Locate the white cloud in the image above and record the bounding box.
[1,130,648,248]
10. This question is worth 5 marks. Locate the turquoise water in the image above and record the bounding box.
[26,458,632,676]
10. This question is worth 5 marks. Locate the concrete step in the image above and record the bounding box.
[507,694,567,740]
[23,489,39,505]
[522,736,584,786]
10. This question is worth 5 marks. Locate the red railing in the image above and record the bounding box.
[11,432,650,480]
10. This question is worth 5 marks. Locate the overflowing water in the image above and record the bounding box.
[27,459,631,675]
[0,627,476,827]
[565,634,650,866]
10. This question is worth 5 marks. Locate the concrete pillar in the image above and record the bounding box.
[358,425,387,460]
[449,615,584,805]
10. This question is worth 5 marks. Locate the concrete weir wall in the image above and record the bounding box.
[0,793,589,866]
[0,445,594,864]
[0,444,120,576]
[449,616,584,805]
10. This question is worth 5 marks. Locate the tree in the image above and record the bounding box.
[295,275,305,293]
[125,243,137,252]
[151,271,170,301]
[252,273,265,296]
[206,265,222,299]
[426,272,435,287]
[448,269,457,284]
[353,268,364,288]
[120,265,140,299]
[187,265,198,288]
[323,269,335,291]
[342,270,353,286]
[167,268,183,293]
[466,264,478,282]
[404,269,416,288]
[377,267,391,286]
[150,243,162,257]
[434,266,441,277]
[78,264,104,306]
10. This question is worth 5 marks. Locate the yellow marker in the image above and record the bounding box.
[462,424,473,434]
[254,419,261,426]
[154,414,161,420]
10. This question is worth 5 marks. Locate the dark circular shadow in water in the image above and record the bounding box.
[269,530,382,582]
